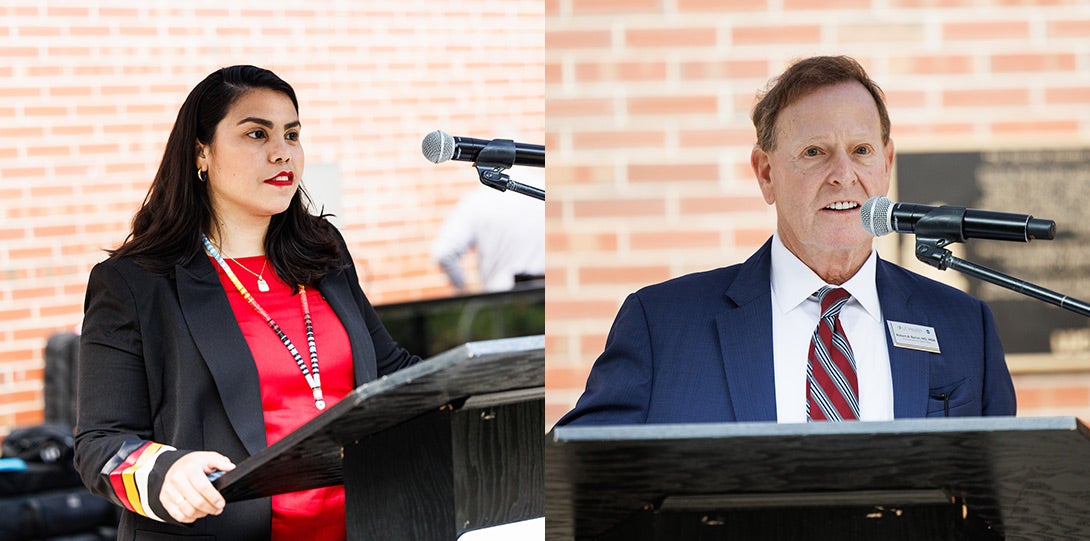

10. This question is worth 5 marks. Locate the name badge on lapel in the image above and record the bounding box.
[887,321,940,353]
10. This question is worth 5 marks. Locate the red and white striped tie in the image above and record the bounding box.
[807,287,859,422]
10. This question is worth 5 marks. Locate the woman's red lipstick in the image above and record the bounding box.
[265,171,294,186]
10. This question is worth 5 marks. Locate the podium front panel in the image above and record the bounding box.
[546,417,1090,540]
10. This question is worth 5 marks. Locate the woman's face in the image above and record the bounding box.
[196,87,304,230]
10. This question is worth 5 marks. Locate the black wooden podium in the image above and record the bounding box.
[547,417,1090,540]
[213,335,544,540]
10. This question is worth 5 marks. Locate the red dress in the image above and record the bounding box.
[213,255,354,541]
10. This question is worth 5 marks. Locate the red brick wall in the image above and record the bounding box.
[0,2,543,433]
[545,2,1090,426]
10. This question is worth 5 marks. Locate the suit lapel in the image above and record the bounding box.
[876,259,931,418]
[176,255,268,456]
[714,248,932,421]
[715,240,777,422]
[316,267,377,386]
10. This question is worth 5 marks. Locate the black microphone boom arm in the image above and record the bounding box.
[475,139,545,201]
[914,236,1090,318]
[476,165,545,201]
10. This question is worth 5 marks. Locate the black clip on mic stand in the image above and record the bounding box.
[912,206,1090,317]
[474,139,545,201]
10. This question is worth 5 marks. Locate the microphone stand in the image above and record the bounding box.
[474,139,545,201]
[911,207,1090,318]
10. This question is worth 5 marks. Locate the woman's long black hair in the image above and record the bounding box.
[111,65,343,286]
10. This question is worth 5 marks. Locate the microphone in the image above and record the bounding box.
[421,130,545,168]
[860,195,1055,242]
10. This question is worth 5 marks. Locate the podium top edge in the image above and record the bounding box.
[459,334,544,357]
[550,416,1087,443]
[337,334,543,405]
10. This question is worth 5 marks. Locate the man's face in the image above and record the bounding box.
[752,81,894,266]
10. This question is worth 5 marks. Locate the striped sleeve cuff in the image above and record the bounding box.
[99,440,177,522]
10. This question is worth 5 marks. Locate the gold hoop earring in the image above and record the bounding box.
[197,169,208,182]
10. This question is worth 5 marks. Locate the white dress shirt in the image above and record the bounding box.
[770,233,894,423]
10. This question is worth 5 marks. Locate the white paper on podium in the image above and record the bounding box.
[457,517,544,540]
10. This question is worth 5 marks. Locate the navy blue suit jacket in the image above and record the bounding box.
[558,239,1016,426]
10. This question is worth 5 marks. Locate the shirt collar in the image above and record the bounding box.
[769,232,882,321]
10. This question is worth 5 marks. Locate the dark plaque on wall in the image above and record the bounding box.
[896,149,1090,354]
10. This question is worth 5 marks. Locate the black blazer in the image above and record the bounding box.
[74,238,418,540]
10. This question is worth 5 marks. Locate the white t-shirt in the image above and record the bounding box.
[430,179,544,292]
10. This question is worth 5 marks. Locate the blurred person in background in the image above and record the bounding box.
[431,165,544,294]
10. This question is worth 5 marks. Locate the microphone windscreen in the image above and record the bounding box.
[421,130,455,163]
[860,195,895,237]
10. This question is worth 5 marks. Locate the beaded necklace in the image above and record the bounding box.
[202,234,325,410]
